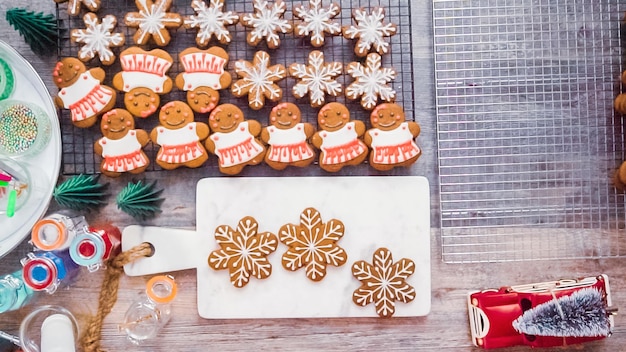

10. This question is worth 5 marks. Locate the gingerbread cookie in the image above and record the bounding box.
[125,0,182,46]
[94,109,150,177]
[150,101,210,170]
[55,0,100,17]
[261,103,315,170]
[231,51,286,110]
[53,58,116,128]
[71,13,125,66]
[279,207,347,281]
[364,103,421,171]
[293,0,341,47]
[184,0,239,46]
[175,47,231,114]
[240,0,292,49]
[205,104,266,175]
[342,7,397,57]
[311,102,368,172]
[113,47,174,118]
[208,216,278,288]
[352,247,416,317]
[346,53,396,110]
[613,162,626,191]
[289,50,342,108]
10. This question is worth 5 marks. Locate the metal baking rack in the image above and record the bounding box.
[433,0,626,262]
[55,0,416,176]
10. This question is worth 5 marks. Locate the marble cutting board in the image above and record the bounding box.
[123,176,431,319]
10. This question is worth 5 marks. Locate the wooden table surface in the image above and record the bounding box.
[1,1,626,351]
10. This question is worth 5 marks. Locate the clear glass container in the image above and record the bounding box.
[69,224,121,272]
[0,157,30,218]
[0,269,34,313]
[0,100,51,159]
[30,214,88,252]
[19,305,78,352]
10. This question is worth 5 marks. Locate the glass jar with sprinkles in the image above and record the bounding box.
[0,100,51,158]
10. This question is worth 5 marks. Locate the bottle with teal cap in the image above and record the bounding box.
[0,269,34,313]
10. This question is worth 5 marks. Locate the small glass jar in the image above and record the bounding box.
[21,250,80,294]
[19,305,78,352]
[0,100,51,158]
[0,156,30,219]
[119,275,177,344]
[0,269,34,313]
[69,224,121,272]
[31,213,88,251]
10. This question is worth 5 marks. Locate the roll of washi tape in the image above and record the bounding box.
[0,58,14,101]
[0,100,51,157]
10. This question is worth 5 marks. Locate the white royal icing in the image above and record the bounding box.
[266,123,314,163]
[180,51,227,90]
[294,0,341,46]
[232,51,285,109]
[346,53,396,110]
[241,0,291,47]
[290,50,342,107]
[125,0,182,44]
[58,72,114,122]
[210,121,264,167]
[343,7,397,55]
[67,0,100,16]
[121,71,169,92]
[185,0,238,45]
[99,131,149,172]
[318,121,367,165]
[368,122,420,164]
[72,14,124,63]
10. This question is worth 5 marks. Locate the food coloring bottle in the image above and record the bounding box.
[21,250,80,294]
[0,269,34,313]
[69,224,121,272]
[31,213,88,251]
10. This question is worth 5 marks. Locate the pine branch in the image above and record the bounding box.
[6,8,59,56]
[53,174,109,211]
[116,180,164,220]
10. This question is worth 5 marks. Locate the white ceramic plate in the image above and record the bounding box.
[0,40,61,257]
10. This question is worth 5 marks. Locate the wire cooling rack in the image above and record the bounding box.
[434,0,626,262]
[55,0,415,176]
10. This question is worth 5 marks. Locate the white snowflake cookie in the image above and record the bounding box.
[54,0,100,17]
[240,0,292,49]
[71,13,125,66]
[293,0,341,47]
[231,51,286,110]
[184,0,239,46]
[342,7,397,57]
[289,50,342,107]
[125,0,182,46]
[346,53,396,110]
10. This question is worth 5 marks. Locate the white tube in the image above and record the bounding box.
[40,314,75,352]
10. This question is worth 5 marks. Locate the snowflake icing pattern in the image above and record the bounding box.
[125,0,182,46]
[232,51,286,110]
[184,0,239,46]
[279,207,348,281]
[352,247,416,317]
[342,7,397,57]
[71,13,125,65]
[346,53,397,110]
[55,0,100,17]
[289,50,342,107]
[293,0,341,47]
[208,216,278,288]
[241,0,292,49]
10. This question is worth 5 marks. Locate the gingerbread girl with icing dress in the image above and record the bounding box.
[261,102,315,170]
[205,103,266,175]
[53,57,116,128]
[94,109,150,177]
[150,101,210,170]
[311,102,368,172]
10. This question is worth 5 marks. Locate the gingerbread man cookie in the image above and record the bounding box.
[113,47,174,118]
[205,103,266,175]
[261,103,315,170]
[53,57,116,128]
[342,7,397,57]
[150,101,210,170]
[231,51,286,110]
[175,47,232,114]
[311,102,368,172]
[184,0,239,46]
[71,13,125,66]
[364,103,421,171]
[94,109,150,177]
[125,0,182,46]
[240,0,292,49]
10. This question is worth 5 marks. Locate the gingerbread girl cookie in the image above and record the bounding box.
[150,101,210,170]
[113,47,174,118]
[71,13,125,66]
[175,47,232,114]
[364,103,421,171]
[94,109,150,177]
[53,57,116,128]
[311,102,368,172]
[125,0,182,46]
[205,103,266,175]
[342,7,397,57]
[261,103,315,170]
[240,0,292,49]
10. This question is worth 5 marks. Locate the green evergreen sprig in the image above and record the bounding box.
[53,174,109,211]
[116,180,164,220]
[6,8,59,56]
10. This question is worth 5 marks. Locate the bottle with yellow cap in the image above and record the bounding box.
[119,275,177,344]
[30,213,88,252]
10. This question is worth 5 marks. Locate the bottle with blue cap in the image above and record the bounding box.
[0,269,34,313]
[20,250,80,294]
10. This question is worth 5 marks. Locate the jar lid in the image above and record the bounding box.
[31,218,67,251]
[146,275,177,304]
[69,232,105,267]
[22,255,57,291]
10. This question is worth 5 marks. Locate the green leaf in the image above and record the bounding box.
[6,8,59,56]
[116,180,164,220]
[53,174,109,210]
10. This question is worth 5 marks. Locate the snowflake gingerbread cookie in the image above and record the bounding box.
[54,0,100,17]
[125,0,182,46]
[352,247,416,318]
[71,13,125,66]
[184,0,239,46]
[240,0,292,49]
[293,0,341,47]
[342,7,397,57]
[208,216,278,288]
[279,207,348,281]
[231,51,286,110]
[346,52,397,110]
[289,50,342,108]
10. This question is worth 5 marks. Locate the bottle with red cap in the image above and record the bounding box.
[69,224,121,272]
[20,250,80,294]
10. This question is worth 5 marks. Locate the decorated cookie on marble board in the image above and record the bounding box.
[150,101,210,170]
[364,103,421,171]
[205,103,266,175]
[70,13,125,66]
[113,47,174,118]
[260,103,315,170]
[94,109,150,178]
[175,47,232,114]
[311,102,368,173]
[53,57,116,128]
